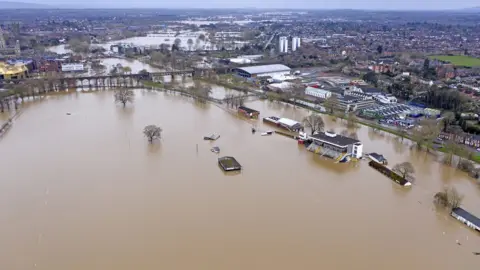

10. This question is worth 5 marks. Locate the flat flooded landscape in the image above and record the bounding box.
[0,90,479,269]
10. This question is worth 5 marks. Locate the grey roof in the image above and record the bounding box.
[236,64,291,75]
[369,153,387,161]
[452,207,480,227]
[310,132,360,147]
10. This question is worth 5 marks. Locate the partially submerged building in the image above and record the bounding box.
[238,106,260,119]
[304,131,363,161]
[263,116,304,132]
[451,207,480,233]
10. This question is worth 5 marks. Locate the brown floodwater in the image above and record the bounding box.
[0,89,479,270]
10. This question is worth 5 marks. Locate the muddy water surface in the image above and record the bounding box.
[0,90,479,270]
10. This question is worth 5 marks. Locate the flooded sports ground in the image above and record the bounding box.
[0,88,479,270]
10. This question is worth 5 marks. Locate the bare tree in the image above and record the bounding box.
[340,129,358,139]
[349,131,358,139]
[288,81,304,107]
[91,61,106,75]
[114,89,135,107]
[392,162,415,182]
[139,69,149,76]
[231,95,246,108]
[434,186,464,210]
[224,93,235,107]
[397,127,408,141]
[195,38,201,50]
[323,94,338,114]
[174,38,182,49]
[187,80,212,103]
[303,113,325,135]
[411,119,440,150]
[442,111,455,132]
[143,125,162,143]
[67,37,90,54]
[122,66,132,74]
[346,112,358,128]
[187,38,194,51]
[457,158,474,173]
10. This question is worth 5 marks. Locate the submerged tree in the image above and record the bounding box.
[340,129,358,139]
[392,162,415,182]
[288,82,304,107]
[303,113,325,135]
[187,38,194,51]
[434,186,463,210]
[411,119,440,151]
[323,94,338,114]
[187,80,212,103]
[346,112,358,128]
[114,89,135,107]
[143,125,163,143]
[122,66,132,74]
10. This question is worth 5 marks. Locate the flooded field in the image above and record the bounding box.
[0,90,479,270]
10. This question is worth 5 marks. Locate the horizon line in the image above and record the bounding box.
[2,6,479,12]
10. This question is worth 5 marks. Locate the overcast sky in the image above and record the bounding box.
[7,0,480,10]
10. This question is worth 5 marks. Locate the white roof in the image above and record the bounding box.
[236,64,291,75]
[278,118,300,127]
[269,82,294,89]
[230,58,253,64]
[305,87,331,95]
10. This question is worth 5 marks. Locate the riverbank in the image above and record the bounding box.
[153,77,480,167]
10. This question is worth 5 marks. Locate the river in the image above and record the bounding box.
[0,89,479,269]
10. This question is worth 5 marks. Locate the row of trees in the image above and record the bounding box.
[67,37,91,54]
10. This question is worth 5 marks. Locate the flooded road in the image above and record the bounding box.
[0,90,479,270]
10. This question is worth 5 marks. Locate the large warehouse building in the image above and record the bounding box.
[233,64,291,79]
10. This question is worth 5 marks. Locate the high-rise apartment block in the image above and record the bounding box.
[278,36,288,53]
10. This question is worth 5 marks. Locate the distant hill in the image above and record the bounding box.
[460,6,480,12]
[0,1,52,9]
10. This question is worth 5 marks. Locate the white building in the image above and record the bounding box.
[234,64,291,79]
[305,86,332,99]
[372,94,397,104]
[278,36,288,53]
[61,63,85,72]
[292,37,301,51]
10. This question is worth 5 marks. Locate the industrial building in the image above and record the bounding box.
[305,86,332,99]
[335,95,375,112]
[292,37,301,51]
[360,104,415,119]
[233,64,291,79]
[278,36,288,53]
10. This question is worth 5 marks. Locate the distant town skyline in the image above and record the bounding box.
[2,0,479,10]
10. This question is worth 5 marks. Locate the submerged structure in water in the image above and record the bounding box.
[218,156,242,171]
[301,131,363,163]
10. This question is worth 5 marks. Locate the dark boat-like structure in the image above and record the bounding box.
[204,134,220,141]
[218,156,242,172]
